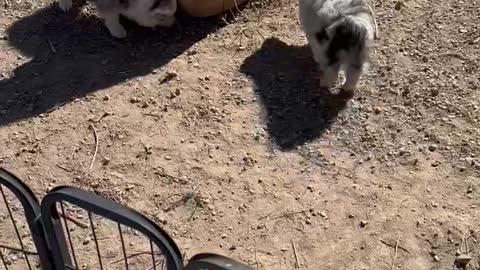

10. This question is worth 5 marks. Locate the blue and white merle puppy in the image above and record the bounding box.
[299,0,375,95]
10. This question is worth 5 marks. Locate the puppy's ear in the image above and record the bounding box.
[315,29,329,43]
[149,0,176,16]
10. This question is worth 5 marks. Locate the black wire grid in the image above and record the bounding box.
[0,168,253,270]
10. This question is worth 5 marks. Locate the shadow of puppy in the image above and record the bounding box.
[240,37,349,150]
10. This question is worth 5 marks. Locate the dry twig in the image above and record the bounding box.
[89,124,99,171]
[390,239,399,270]
[292,239,300,268]
[47,39,56,53]
[57,209,89,228]
[380,239,410,253]
[0,244,37,255]
[259,209,308,220]
[56,164,73,172]
[367,3,379,39]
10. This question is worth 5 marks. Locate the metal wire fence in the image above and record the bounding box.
[0,168,253,270]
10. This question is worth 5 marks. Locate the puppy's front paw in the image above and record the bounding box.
[107,24,127,39]
[338,88,355,99]
[58,0,72,11]
[341,83,357,93]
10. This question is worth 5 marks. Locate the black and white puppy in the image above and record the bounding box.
[299,0,375,94]
[59,0,177,38]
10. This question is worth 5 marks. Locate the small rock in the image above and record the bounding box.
[221,233,227,239]
[130,97,140,103]
[229,245,237,251]
[280,247,288,252]
[103,95,110,101]
[319,212,327,218]
[433,255,440,262]
[348,214,355,219]
[83,236,91,245]
[305,218,312,224]
[394,1,403,10]
[428,145,437,152]
[164,156,172,160]
[360,220,368,228]
[102,157,110,165]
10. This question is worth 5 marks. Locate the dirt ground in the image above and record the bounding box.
[1,0,480,269]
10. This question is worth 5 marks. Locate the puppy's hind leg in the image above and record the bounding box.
[58,0,73,11]
[100,12,127,38]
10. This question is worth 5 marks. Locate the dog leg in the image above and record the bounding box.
[58,0,73,11]
[101,13,127,38]
[342,64,363,92]
[319,63,340,89]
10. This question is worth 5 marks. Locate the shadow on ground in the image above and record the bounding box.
[240,38,349,151]
[0,3,223,126]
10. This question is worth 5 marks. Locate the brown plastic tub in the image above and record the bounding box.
[178,0,248,17]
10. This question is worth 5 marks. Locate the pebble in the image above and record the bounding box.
[360,220,368,228]
[102,157,110,165]
[433,255,441,262]
[130,97,140,103]
[319,212,327,218]
[428,145,437,152]
[221,233,227,239]
[83,236,91,245]
[164,156,172,160]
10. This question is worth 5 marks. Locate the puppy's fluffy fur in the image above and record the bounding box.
[59,0,177,38]
[299,0,374,92]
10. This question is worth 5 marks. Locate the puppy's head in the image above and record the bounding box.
[314,16,368,67]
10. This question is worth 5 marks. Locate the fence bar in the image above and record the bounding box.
[0,169,55,270]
